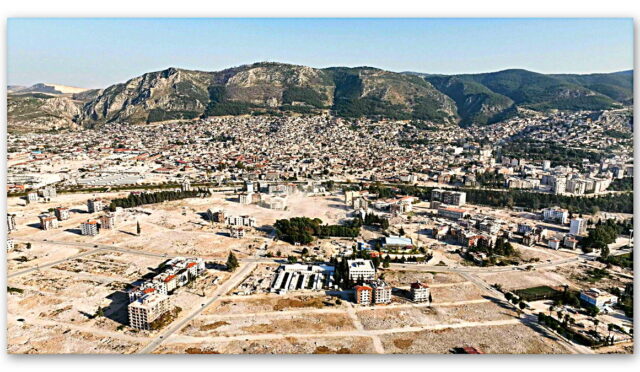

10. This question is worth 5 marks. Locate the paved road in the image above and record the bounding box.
[137,262,257,354]
[390,256,580,274]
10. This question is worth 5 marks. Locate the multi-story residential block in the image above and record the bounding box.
[354,285,372,305]
[437,206,469,220]
[7,214,17,232]
[54,207,70,221]
[87,199,106,213]
[542,207,569,224]
[39,214,59,230]
[225,215,256,227]
[81,220,99,236]
[27,192,38,202]
[7,239,15,252]
[207,208,225,223]
[230,226,246,238]
[410,281,431,303]
[347,259,376,281]
[370,280,392,304]
[100,213,117,229]
[431,189,466,206]
[553,176,567,195]
[38,186,57,199]
[128,292,172,330]
[569,218,587,235]
[181,178,192,192]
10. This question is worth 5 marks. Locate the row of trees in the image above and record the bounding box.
[274,217,361,245]
[108,189,211,211]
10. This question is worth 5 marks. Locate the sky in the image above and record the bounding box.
[7,18,634,88]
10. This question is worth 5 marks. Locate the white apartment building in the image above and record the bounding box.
[128,292,172,330]
[347,259,376,281]
[54,207,70,221]
[370,280,392,304]
[87,199,106,213]
[225,215,256,227]
[410,281,431,303]
[7,214,17,232]
[27,192,38,202]
[81,220,99,236]
[39,214,59,230]
[7,239,15,252]
[569,218,587,236]
[542,207,569,224]
[39,186,57,199]
[553,176,567,195]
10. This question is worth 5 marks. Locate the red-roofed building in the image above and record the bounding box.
[355,285,373,305]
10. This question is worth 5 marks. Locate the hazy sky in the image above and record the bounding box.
[7,18,634,88]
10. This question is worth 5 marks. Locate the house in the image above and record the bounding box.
[548,238,561,250]
[580,288,618,309]
[563,235,579,249]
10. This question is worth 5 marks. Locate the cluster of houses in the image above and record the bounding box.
[127,257,205,330]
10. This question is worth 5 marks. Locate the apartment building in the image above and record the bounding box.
[7,239,15,252]
[225,215,256,227]
[230,226,246,238]
[39,214,59,230]
[7,214,17,232]
[410,281,431,303]
[431,189,467,206]
[100,213,117,229]
[347,259,376,281]
[437,206,469,220]
[38,186,57,199]
[128,291,172,330]
[542,207,569,224]
[370,280,392,304]
[54,207,70,221]
[87,199,106,213]
[354,285,372,305]
[569,218,587,236]
[81,220,99,236]
[206,208,225,223]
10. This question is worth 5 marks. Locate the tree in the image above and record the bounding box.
[519,301,527,310]
[301,248,309,257]
[428,293,433,304]
[399,227,406,236]
[226,252,239,272]
[136,221,141,236]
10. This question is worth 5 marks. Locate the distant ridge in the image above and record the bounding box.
[7,62,633,132]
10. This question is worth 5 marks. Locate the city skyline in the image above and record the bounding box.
[8,18,634,88]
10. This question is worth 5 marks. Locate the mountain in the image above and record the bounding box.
[7,63,633,132]
[79,62,457,127]
[7,93,81,133]
[9,83,90,95]
[421,69,632,125]
[424,75,515,126]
